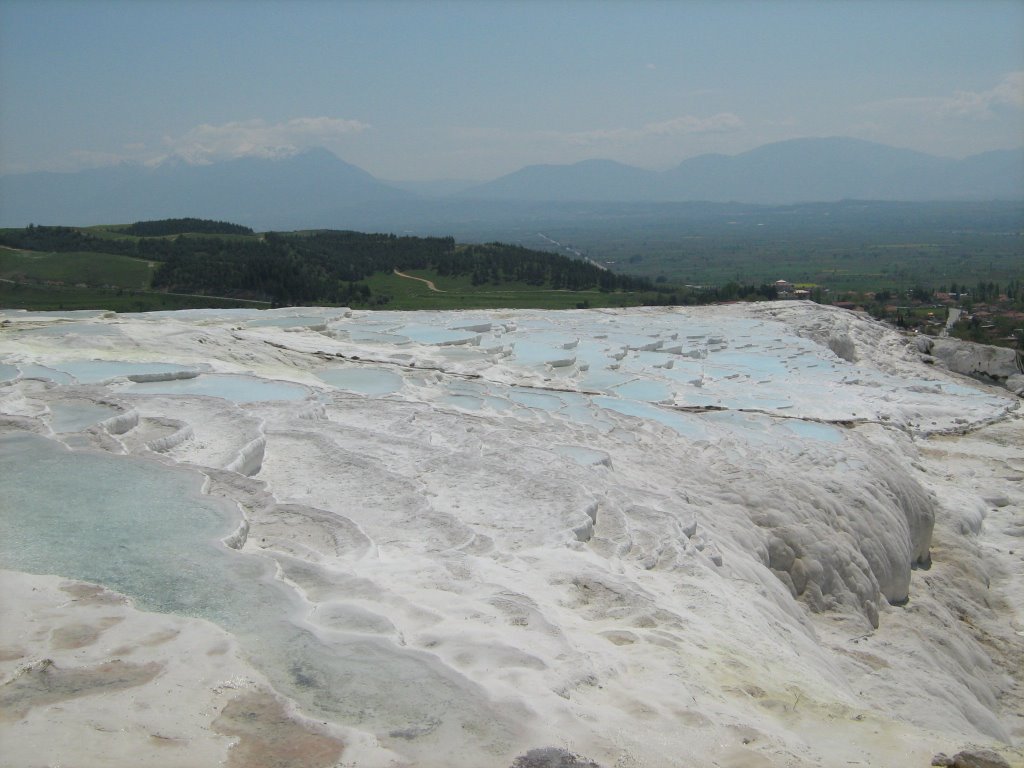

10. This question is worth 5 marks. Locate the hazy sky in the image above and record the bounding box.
[1,0,1022,180]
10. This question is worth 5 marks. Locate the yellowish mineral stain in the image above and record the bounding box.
[213,689,345,768]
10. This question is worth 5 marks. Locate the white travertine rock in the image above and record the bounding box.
[1,303,1021,768]
[931,338,1024,384]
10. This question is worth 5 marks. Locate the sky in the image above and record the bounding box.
[1,0,1022,181]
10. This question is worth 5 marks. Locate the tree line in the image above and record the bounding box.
[433,243,653,292]
[123,218,254,237]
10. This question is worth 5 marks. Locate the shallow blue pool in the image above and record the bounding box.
[317,367,404,395]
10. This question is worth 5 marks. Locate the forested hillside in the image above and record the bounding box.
[0,221,653,308]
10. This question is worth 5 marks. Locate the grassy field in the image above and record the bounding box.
[0,247,158,288]
[0,282,268,312]
[0,241,280,312]
[0,268,639,313]
[367,270,644,310]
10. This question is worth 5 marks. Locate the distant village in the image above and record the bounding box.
[776,278,1024,351]
[771,279,810,300]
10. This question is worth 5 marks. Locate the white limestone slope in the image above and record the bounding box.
[0,302,1021,768]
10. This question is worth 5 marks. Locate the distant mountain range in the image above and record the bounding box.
[2,138,1021,229]
[462,138,1024,203]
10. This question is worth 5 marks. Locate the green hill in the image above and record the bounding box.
[0,219,670,312]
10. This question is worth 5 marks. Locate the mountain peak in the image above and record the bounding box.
[288,146,341,163]
[0,146,410,228]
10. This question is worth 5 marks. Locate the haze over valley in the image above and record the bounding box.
[2,139,1022,232]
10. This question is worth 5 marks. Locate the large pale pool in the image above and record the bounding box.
[0,432,267,619]
[11,321,120,338]
[0,433,512,750]
[122,373,310,403]
[41,360,199,384]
